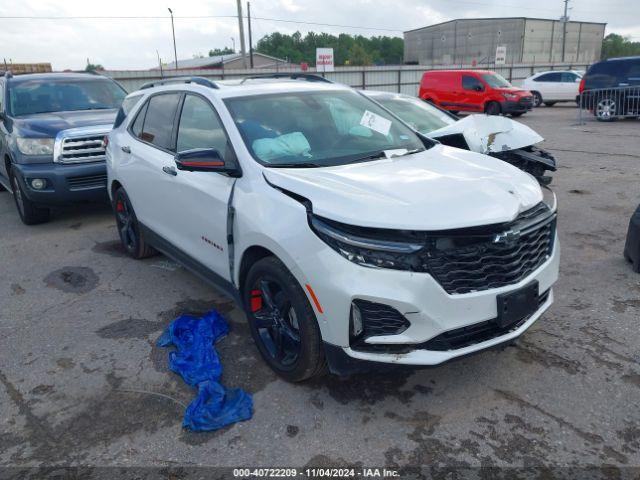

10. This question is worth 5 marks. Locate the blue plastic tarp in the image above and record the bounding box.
[158,310,253,431]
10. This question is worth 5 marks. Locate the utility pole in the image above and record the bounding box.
[168,7,178,70]
[247,2,254,68]
[157,50,164,78]
[561,0,570,62]
[236,0,248,69]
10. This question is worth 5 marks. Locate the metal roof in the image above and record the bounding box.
[162,52,287,70]
[404,17,607,34]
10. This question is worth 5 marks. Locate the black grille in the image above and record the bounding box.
[420,289,550,351]
[67,173,108,190]
[353,290,550,354]
[422,205,556,295]
[353,299,410,338]
[519,96,533,108]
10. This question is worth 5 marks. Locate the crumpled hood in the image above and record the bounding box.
[428,114,543,154]
[12,110,117,138]
[263,144,542,230]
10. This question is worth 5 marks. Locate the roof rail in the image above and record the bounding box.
[140,76,220,90]
[239,73,332,84]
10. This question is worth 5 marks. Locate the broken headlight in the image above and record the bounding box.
[541,186,557,213]
[310,215,424,269]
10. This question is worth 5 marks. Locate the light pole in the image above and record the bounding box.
[168,7,178,70]
[231,37,236,53]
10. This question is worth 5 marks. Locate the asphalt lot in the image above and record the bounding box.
[1,105,639,474]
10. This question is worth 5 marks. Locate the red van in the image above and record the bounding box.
[418,70,534,116]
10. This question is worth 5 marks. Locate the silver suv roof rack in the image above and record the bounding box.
[239,73,332,84]
[140,76,219,90]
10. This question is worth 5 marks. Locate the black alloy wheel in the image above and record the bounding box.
[244,256,326,382]
[250,277,302,368]
[112,187,156,259]
[532,91,543,107]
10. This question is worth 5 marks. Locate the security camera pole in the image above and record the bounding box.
[236,0,248,69]
[168,7,178,70]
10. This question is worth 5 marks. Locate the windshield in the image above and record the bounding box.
[8,79,126,116]
[372,94,457,135]
[481,73,512,88]
[224,90,425,167]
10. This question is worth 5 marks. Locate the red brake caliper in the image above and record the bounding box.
[250,289,263,312]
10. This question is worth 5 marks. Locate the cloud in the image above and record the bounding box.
[0,0,637,70]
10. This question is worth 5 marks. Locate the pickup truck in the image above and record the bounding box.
[0,71,126,224]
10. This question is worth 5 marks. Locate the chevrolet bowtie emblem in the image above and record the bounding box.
[493,230,520,244]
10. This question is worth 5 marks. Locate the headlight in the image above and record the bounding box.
[542,186,557,212]
[502,93,518,100]
[310,215,423,269]
[16,138,54,156]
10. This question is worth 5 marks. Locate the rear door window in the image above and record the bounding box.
[138,93,181,150]
[535,72,562,82]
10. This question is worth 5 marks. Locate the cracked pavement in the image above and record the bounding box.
[0,106,639,475]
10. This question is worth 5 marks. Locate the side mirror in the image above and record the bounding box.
[474,84,484,92]
[175,148,241,176]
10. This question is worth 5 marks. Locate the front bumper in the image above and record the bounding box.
[299,231,560,371]
[12,162,108,206]
[501,97,533,113]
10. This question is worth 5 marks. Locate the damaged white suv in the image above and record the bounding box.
[106,75,559,382]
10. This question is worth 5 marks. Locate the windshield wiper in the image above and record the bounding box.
[267,162,324,168]
[349,150,388,164]
[349,148,423,164]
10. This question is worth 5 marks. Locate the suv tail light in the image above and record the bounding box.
[579,77,586,93]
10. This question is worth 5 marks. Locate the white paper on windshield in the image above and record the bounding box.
[360,110,392,136]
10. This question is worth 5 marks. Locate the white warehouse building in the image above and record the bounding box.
[404,17,606,66]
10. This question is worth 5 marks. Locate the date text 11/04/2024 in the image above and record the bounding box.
[232,468,401,478]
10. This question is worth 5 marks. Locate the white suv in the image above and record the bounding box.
[106,75,559,381]
[521,70,582,107]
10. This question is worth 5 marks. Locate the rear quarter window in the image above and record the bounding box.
[586,60,631,88]
[114,94,144,128]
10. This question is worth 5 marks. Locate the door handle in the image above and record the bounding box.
[121,146,131,154]
[162,166,177,176]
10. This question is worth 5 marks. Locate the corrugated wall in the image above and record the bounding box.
[405,18,605,66]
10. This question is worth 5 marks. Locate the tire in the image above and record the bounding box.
[544,102,556,107]
[9,168,50,225]
[243,256,326,382]
[112,187,156,259]
[485,101,501,116]
[532,91,543,108]
[595,97,618,122]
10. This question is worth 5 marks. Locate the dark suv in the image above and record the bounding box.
[0,72,126,224]
[579,56,640,121]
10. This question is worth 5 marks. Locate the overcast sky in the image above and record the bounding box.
[0,0,637,70]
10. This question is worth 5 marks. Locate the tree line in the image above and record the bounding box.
[601,33,640,60]
[254,31,403,66]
